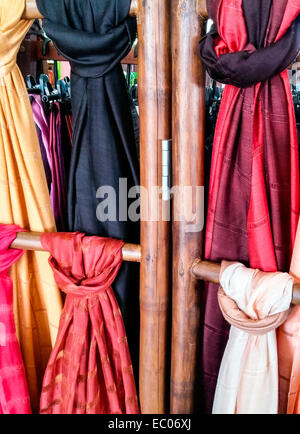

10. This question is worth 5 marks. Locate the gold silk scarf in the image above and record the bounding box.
[0,0,62,411]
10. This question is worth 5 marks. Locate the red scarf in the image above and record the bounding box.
[39,232,139,414]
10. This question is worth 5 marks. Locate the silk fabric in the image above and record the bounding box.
[0,224,31,414]
[31,95,72,231]
[213,261,293,414]
[30,94,52,192]
[0,0,63,411]
[199,3,300,88]
[36,0,141,373]
[39,232,139,414]
[199,0,300,413]
[49,102,68,231]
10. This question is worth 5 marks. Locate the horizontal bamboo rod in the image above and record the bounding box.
[22,0,206,20]
[191,259,300,306]
[23,0,138,19]
[10,231,142,263]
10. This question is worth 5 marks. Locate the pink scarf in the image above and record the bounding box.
[0,225,31,414]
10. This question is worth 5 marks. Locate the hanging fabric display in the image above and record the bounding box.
[199,0,300,413]
[0,0,63,411]
[48,102,69,231]
[39,232,139,415]
[29,92,72,231]
[0,224,31,414]
[35,0,141,373]
[213,261,293,414]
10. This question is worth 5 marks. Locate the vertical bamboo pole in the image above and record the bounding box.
[137,0,172,413]
[170,0,206,413]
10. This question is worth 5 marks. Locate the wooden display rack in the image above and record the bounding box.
[15,0,300,415]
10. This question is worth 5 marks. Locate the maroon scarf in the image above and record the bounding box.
[199,0,300,413]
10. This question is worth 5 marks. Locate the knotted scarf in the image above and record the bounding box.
[198,0,300,413]
[213,261,293,414]
[39,232,139,414]
[36,0,140,375]
[0,224,31,414]
[200,2,300,88]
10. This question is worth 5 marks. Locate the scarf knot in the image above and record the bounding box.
[41,232,124,297]
[218,261,293,335]
[39,232,139,414]
[199,10,300,88]
[36,0,137,79]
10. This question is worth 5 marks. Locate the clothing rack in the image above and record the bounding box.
[20,0,207,415]
[22,0,171,415]
[19,0,298,416]
[171,0,300,413]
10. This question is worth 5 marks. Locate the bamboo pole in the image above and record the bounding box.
[170,0,206,414]
[23,0,138,19]
[138,0,172,414]
[23,0,43,19]
[10,231,141,263]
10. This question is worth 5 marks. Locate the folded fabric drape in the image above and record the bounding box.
[198,0,300,413]
[30,94,72,231]
[49,102,68,231]
[36,0,140,374]
[213,261,293,414]
[0,0,63,411]
[199,6,300,88]
[39,232,139,414]
[35,123,52,192]
[0,224,31,414]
